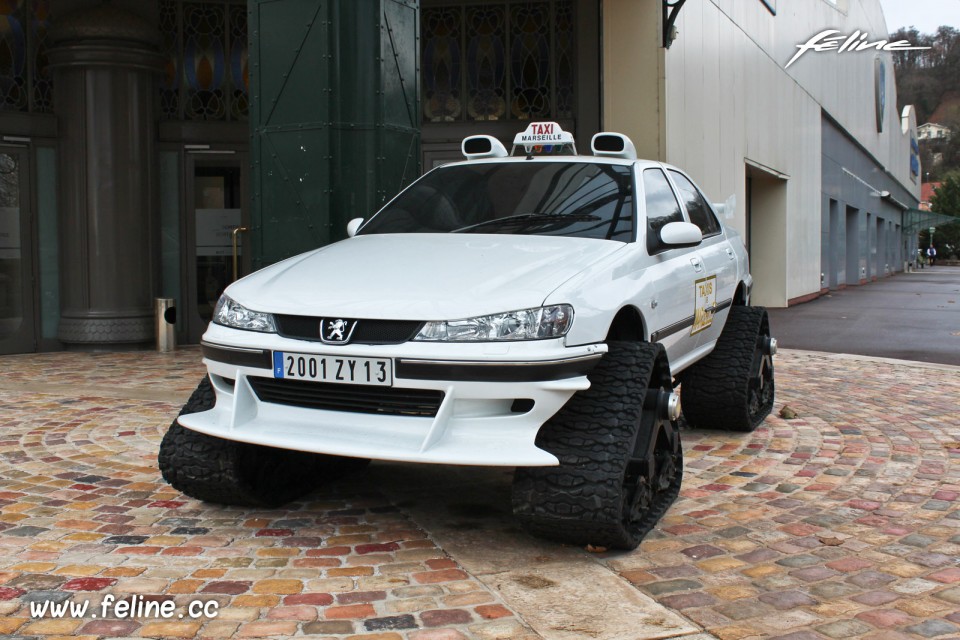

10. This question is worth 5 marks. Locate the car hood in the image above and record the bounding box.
[227,234,627,320]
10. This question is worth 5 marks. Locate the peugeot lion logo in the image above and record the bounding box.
[321,318,357,344]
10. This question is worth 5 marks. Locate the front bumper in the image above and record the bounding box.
[178,324,606,466]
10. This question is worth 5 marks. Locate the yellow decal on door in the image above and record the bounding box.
[692,275,717,335]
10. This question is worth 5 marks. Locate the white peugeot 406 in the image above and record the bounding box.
[160,123,776,549]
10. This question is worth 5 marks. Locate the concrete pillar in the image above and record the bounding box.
[48,3,163,347]
[601,0,665,161]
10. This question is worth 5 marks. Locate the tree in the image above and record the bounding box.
[891,26,960,125]
[930,171,960,214]
[926,172,960,258]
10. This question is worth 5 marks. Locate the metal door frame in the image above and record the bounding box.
[0,144,38,354]
[182,148,250,344]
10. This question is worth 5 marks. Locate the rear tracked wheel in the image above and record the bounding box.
[680,305,775,432]
[158,376,369,507]
[512,342,683,550]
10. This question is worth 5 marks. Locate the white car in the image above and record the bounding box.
[160,123,776,549]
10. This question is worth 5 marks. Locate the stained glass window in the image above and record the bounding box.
[466,6,505,121]
[0,0,51,113]
[159,0,247,122]
[422,0,574,124]
[422,7,462,122]
[554,0,574,119]
[31,0,49,111]
[0,1,27,112]
[159,0,180,119]
[510,3,549,119]
[183,3,226,120]
[228,5,248,122]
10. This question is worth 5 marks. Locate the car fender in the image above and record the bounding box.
[543,245,662,347]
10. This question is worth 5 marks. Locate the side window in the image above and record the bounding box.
[668,170,722,237]
[643,168,684,255]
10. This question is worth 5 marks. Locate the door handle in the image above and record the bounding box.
[690,257,704,273]
[232,226,248,281]
[726,247,735,260]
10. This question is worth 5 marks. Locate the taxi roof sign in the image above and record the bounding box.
[512,122,577,155]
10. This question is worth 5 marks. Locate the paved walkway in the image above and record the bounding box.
[767,266,960,366]
[0,348,957,639]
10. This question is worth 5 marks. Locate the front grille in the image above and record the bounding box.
[248,377,444,417]
[275,315,423,344]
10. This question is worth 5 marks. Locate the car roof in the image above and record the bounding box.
[436,155,679,173]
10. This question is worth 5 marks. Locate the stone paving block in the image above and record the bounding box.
[892,578,941,595]
[326,603,377,619]
[757,589,818,610]
[850,590,900,605]
[714,600,776,621]
[934,585,960,604]
[847,570,897,588]
[896,596,955,617]
[767,632,826,640]
[855,608,915,628]
[303,620,356,635]
[410,630,470,640]
[234,620,299,637]
[905,619,959,638]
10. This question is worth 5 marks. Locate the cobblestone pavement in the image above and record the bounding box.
[0,348,957,639]
[612,351,960,639]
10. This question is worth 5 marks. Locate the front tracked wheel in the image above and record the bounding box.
[680,305,775,432]
[158,376,369,508]
[512,342,683,550]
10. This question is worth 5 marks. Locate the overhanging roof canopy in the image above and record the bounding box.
[903,209,960,233]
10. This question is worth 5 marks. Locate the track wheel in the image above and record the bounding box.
[158,376,369,507]
[512,342,683,550]
[680,305,776,432]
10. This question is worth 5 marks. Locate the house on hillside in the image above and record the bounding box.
[918,123,952,141]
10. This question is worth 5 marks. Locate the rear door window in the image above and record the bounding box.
[668,170,721,238]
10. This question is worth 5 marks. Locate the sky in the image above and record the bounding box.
[879,0,960,34]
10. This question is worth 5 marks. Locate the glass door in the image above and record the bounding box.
[185,154,248,343]
[0,146,35,355]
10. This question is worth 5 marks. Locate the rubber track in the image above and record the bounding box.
[158,377,363,507]
[680,305,774,432]
[512,342,680,550]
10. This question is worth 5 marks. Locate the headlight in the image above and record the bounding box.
[213,295,277,333]
[414,305,574,342]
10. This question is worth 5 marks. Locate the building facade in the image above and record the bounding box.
[0,0,920,354]
[602,0,920,305]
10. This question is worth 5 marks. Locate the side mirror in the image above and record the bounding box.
[346,218,364,237]
[660,221,703,248]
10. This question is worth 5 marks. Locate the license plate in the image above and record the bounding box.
[273,352,393,386]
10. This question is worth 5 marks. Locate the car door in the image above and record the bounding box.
[639,167,703,368]
[667,169,737,350]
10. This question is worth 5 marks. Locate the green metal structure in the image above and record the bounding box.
[249,0,420,269]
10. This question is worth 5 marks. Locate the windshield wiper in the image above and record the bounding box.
[451,212,601,233]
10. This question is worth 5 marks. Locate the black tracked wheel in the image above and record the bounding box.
[511,342,683,550]
[158,376,369,507]
[680,305,775,432]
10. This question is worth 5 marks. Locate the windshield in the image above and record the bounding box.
[358,162,634,241]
